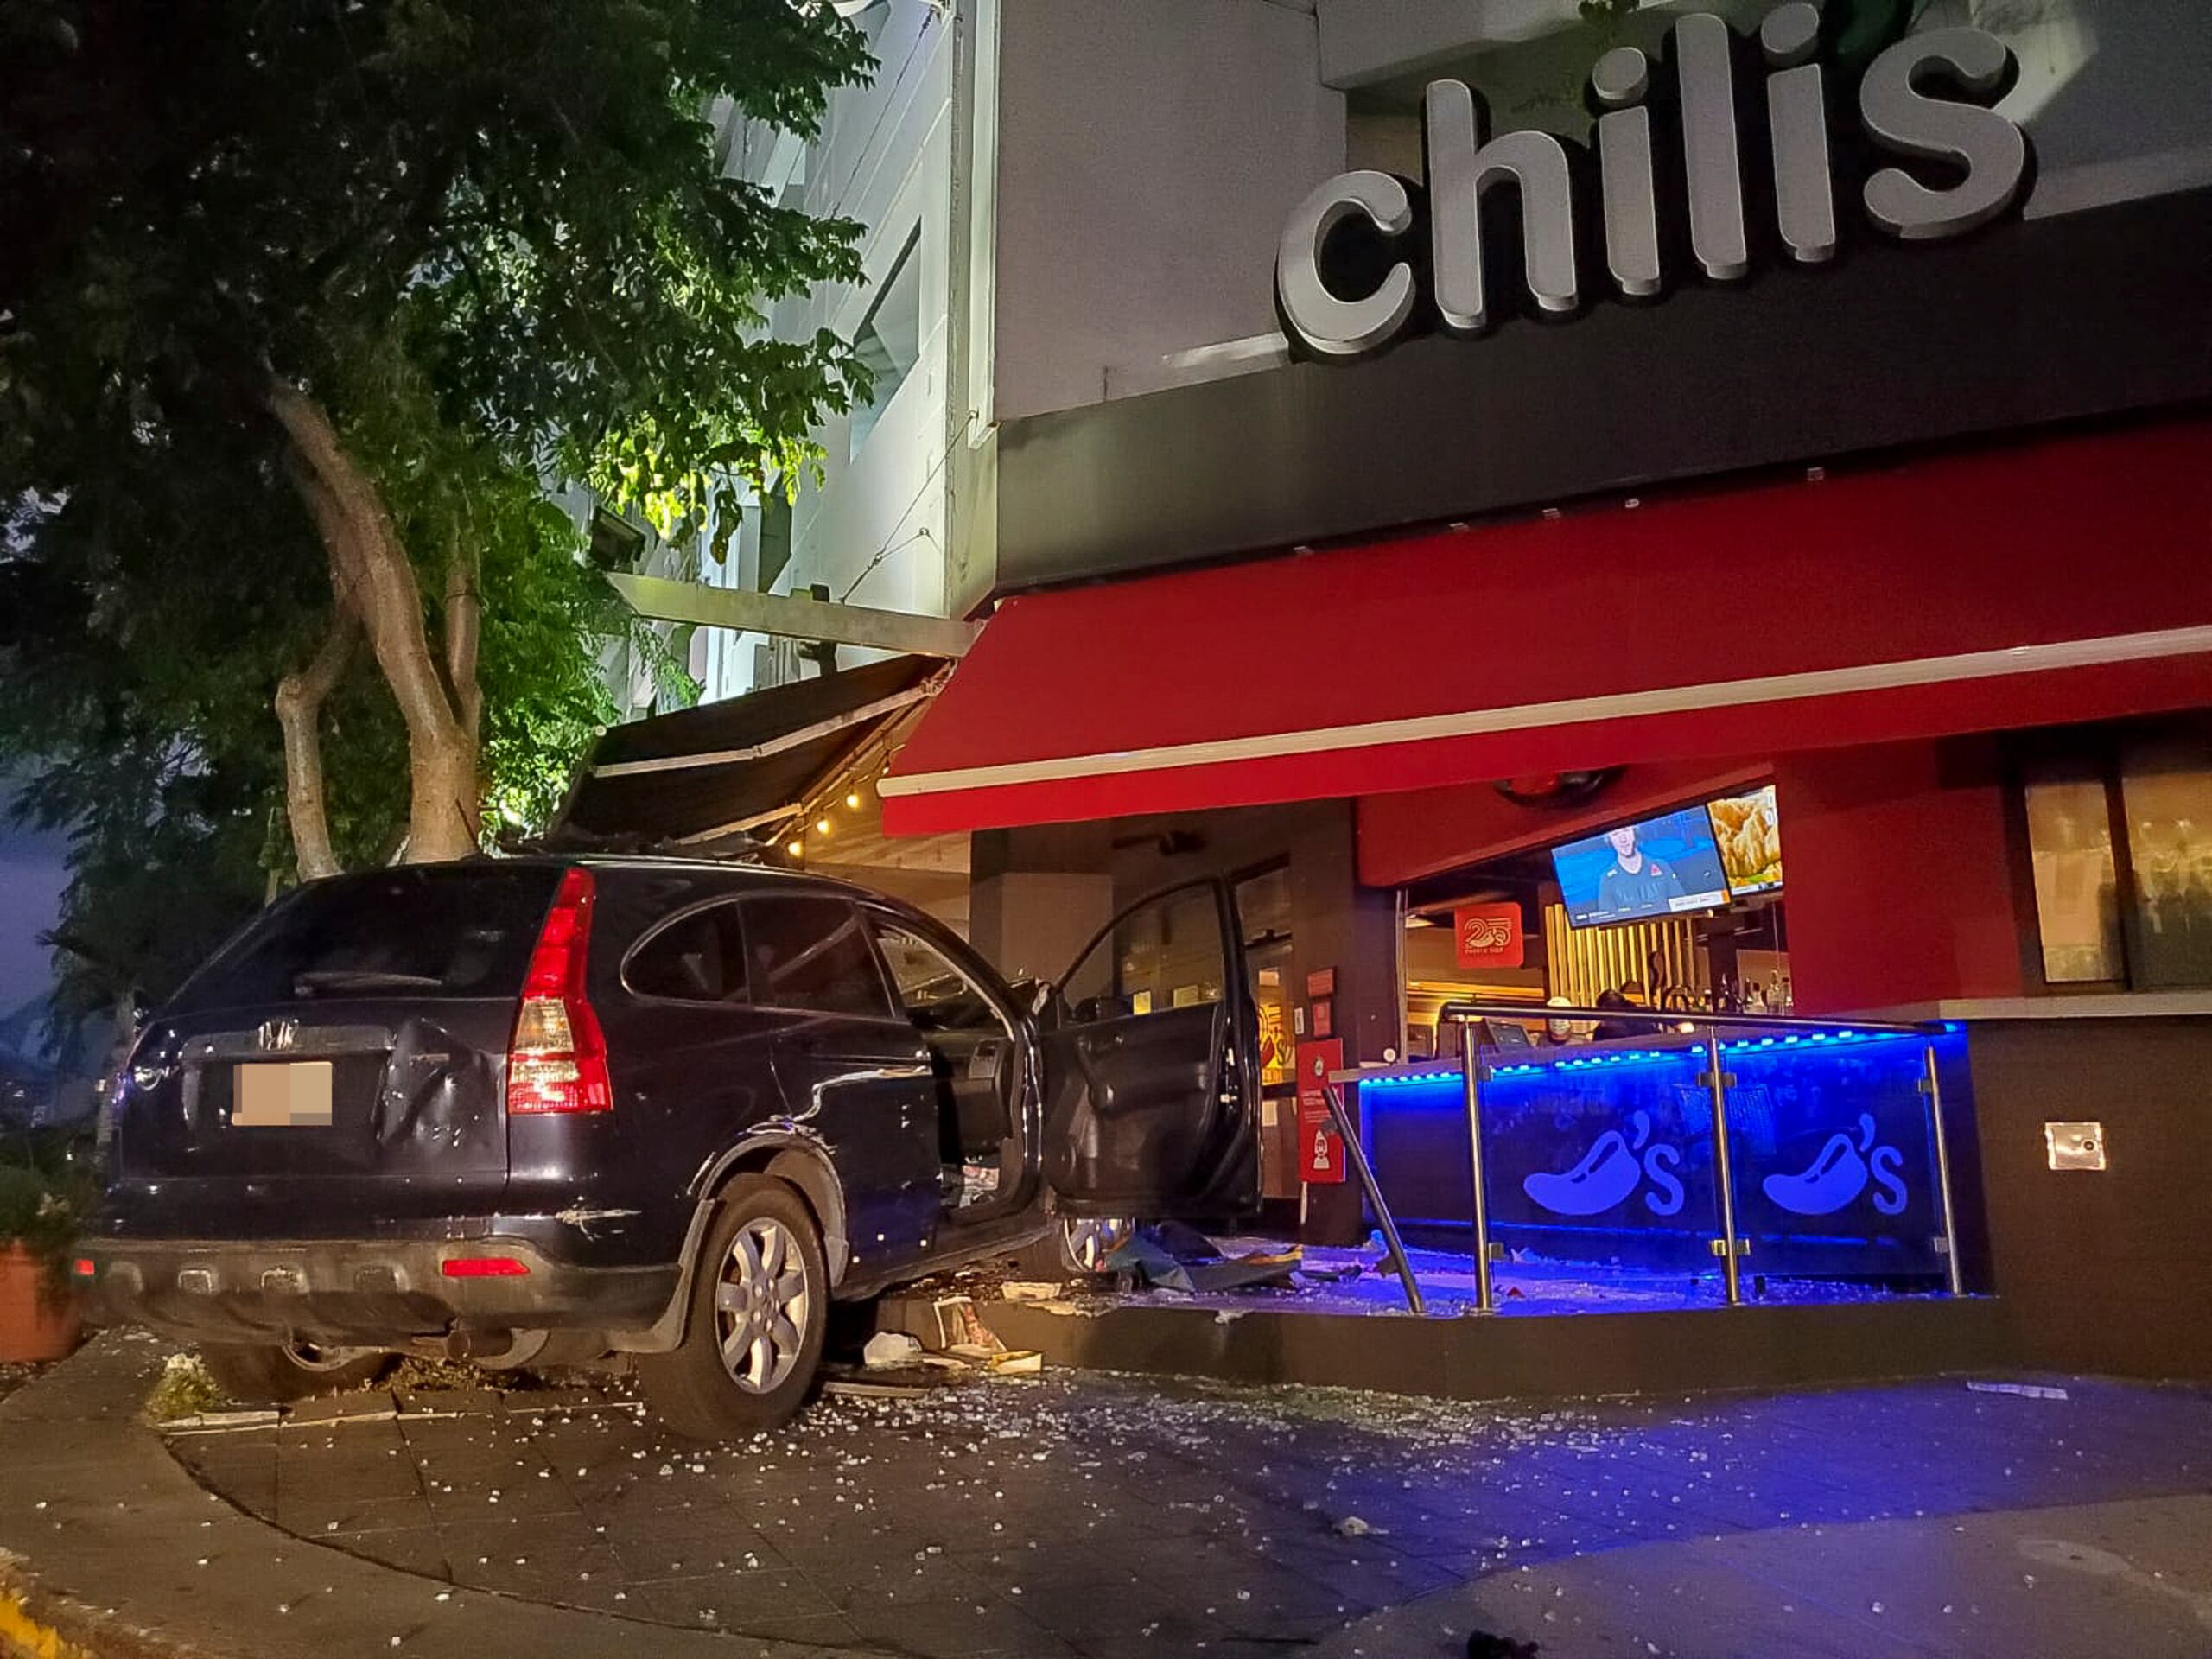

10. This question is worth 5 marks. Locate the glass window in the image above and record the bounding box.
[873,925,1004,1033]
[626,905,747,1004]
[1063,886,1225,1022]
[2119,734,2212,989]
[2022,759,2123,984]
[170,866,560,1013]
[741,895,895,1019]
[849,231,922,461]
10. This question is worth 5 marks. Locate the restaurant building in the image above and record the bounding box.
[852,0,2212,1377]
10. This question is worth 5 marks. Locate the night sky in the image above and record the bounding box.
[0,796,66,1015]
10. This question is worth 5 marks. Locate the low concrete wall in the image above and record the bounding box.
[982,1296,2014,1402]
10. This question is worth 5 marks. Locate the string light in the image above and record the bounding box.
[846,791,861,810]
[816,817,832,835]
[785,840,804,858]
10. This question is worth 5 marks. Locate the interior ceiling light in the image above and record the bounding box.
[785,840,804,857]
[816,817,832,835]
[846,791,861,810]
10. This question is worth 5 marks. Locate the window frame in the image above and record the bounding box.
[2009,718,2212,995]
[847,226,923,462]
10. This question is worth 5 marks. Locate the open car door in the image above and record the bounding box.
[1036,880,1261,1223]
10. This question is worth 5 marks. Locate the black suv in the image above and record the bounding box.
[84,858,1259,1436]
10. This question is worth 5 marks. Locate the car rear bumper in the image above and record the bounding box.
[80,1235,678,1348]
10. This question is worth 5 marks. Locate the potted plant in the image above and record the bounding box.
[0,1164,84,1363]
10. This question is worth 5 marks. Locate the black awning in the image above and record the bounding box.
[550,655,937,848]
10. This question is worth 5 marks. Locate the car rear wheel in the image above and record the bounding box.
[198,1340,391,1405]
[638,1176,829,1440]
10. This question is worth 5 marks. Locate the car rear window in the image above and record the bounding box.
[168,865,563,1013]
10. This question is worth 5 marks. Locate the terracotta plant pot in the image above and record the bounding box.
[0,1242,81,1363]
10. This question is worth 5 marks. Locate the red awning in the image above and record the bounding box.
[881,420,2212,836]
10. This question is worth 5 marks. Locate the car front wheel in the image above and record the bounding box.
[638,1176,829,1440]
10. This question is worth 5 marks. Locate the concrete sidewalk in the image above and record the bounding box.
[0,1334,874,1659]
[4,1332,2210,1659]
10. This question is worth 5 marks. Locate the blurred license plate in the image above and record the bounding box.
[232,1061,334,1128]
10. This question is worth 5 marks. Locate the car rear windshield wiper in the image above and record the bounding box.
[290,969,447,996]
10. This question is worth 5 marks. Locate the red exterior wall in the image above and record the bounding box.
[1772,738,2029,1015]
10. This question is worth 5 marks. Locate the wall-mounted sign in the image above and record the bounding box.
[1275,6,2031,362]
[1454,903,1525,970]
[1296,1039,1347,1185]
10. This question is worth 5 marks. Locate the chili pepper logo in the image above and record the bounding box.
[1761,1113,1908,1217]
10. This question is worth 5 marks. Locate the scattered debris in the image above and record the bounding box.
[1333,1515,1386,1537]
[160,1408,281,1433]
[998,1281,1065,1303]
[822,1377,935,1401]
[1467,1631,1542,1659]
[1105,1224,1301,1294]
[1967,1381,2069,1401]
[861,1331,926,1369]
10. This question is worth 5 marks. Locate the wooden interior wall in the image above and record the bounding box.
[1542,906,1700,1007]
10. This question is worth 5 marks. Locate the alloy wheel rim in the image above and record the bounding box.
[714,1217,810,1395]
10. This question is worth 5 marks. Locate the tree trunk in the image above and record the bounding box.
[267,380,481,863]
[273,607,358,881]
[444,535,482,742]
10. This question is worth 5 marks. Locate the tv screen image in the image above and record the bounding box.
[1553,808,1732,928]
[1708,784,1783,897]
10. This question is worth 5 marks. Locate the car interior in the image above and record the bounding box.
[870,924,1024,1217]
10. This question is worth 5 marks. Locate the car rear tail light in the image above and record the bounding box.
[506,867,613,1116]
[442,1256,530,1279]
[71,1257,97,1281]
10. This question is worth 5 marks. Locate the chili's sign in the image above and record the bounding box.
[1276,3,2031,361]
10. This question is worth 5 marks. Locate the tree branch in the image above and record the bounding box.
[444,528,482,743]
[273,607,359,881]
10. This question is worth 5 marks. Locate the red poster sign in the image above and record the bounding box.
[1454,902,1525,970]
[1295,1039,1346,1185]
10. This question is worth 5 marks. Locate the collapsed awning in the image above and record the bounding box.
[880,419,2212,836]
[553,654,938,849]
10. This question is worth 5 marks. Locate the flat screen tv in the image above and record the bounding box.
[1552,807,1731,929]
[1707,784,1783,898]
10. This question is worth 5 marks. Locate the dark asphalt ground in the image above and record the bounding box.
[155,1361,2212,1658]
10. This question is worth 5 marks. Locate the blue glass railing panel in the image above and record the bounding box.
[1356,1023,1967,1287]
[1719,1027,1958,1279]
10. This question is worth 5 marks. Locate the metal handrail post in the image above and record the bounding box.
[1924,1041,1966,1296]
[1704,1028,1744,1306]
[1459,1020,1497,1314]
[1324,1082,1426,1317]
